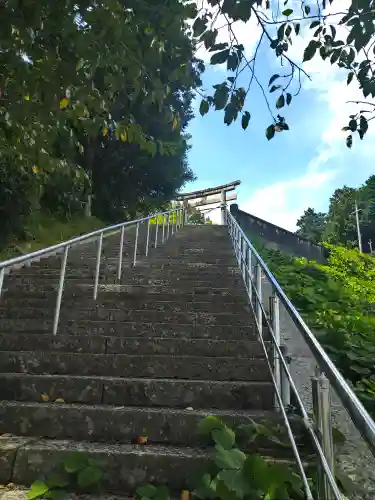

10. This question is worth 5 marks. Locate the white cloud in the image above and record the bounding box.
[240,169,337,231]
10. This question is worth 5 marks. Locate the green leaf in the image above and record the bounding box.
[46,475,69,489]
[216,469,250,497]
[347,72,354,85]
[360,115,368,134]
[268,74,280,86]
[136,484,157,499]
[77,466,102,488]
[303,40,320,62]
[227,53,239,71]
[64,452,87,473]
[241,111,251,130]
[46,491,67,500]
[310,21,320,29]
[294,23,300,35]
[210,49,230,65]
[348,119,357,131]
[346,134,353,148]
[193,473,217,499]
[304,5,311,15]
[282,9,293,16]
[276,94,285,109]
[192,17,207,37]
[286,93,292,105]
[213,444,246,469]
[197,415,225,435]
[213,87,229,110]
[224,104,237,126]
[269,84,281,93]
[266,124,276,140]
[154,486,170,500]
[28,481,49,500]
[199,99,210,117]
[212,426,236,449]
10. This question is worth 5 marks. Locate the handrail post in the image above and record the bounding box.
[155,217,159,248]
[167,213,170,239]
[162,214,166,243]
[280,344,291,407]
[0,268,5,300]
[256,264,262,336]
[270,294,281,409]
[248,246,252,303]
[312,370,335,500]
[145,219,151,256]
[117,226,125,281]
[53,245,69,335]
[133,222,139,267]
[93,232,103,300]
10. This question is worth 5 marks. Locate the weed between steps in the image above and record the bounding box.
[25,416,355,500]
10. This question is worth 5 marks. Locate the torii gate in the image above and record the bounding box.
[176,180,241,225]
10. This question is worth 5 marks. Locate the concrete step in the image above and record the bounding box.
[0,373,274,409]
[2,283,249,300]
[0,297,250,315]
[0,307,253,327]
[0,351,270,381]
[3,438,209,491]
[0,333,269,357]
[0,402,294,450]
[1,290,249,305]
[3,437,302,492]
[0,319,260,340]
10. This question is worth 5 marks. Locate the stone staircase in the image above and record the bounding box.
[0,224,291,492]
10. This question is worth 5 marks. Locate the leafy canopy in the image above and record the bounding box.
[193,0,375,147]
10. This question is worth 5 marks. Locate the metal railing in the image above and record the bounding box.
[225,208,375,500]
[0,206,185,335]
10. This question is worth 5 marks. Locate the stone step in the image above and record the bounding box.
[1,290,249,305]
[0,319,260,340]
[0,297,250,314]
[0,351,270,381]
[2,283,249,299]
[0,373,274,409]
[0,307,252,327]
[2,438,208,491]
[3,437,302,492]
[0,333,269,357]
[0,402,292,450]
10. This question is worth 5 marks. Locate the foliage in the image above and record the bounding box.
[0,0,200,246]
[296,208,326,243]
[188,206,206,224]
[193,0,375,146]
[295,174,375,252]
[262,244,375,414]
[27,452,105,500]
[0,213,105,261]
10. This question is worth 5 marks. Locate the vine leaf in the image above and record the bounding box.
[241,111,251,130]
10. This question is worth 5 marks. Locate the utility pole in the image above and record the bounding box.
[354,200,363,253]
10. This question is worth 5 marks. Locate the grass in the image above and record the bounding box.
[0,212,106,261]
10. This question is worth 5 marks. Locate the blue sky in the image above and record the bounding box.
[182,2,375,229]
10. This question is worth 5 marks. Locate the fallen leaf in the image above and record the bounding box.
[60,97,69,109]
[181,490,190,500]
[54,398,65,403]
[40,393,49,402]
[186,407,194,411]
[135,436,148,445]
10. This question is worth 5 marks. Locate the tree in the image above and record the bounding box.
[193,0,375,147]
[188,206,205,224]
[324,186,358,246]
[296,208,326,243]
[0,0,201,243]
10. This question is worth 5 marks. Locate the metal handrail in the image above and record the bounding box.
[0,206,185,335]
[0,208,180,271]
[226,208,375,454]
[225,207,375,499]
